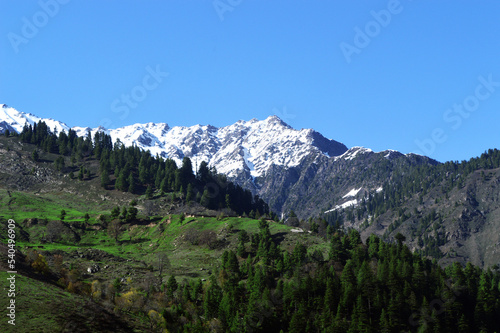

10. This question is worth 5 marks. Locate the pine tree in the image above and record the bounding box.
[138,156,148,184]
[225,250,240,275]
[115,170,128,191]
[288,304,307,333]
[395,232,406,249]
[154,165,164,189]
[379,308,390,333]
[145,184,153,199]
[354,294,370,332]
[237,241,246,257]
[475,271,494,331]
[32,150,39,162]
[200,189,211,208]
[160,177,169,194]
[340,260,356,311]
[111,206,120,219]
[198,160,210,183]
[204,276,222,318]
[179,157,194,189]
[166,275,178,299]
[127,206,138,221]
[54,156,65,171]
[186,183,194,202]
[225,193,232,211]
[329,234,344,263]
[128,173,136,193]
[182,283,191,302]
[192,279,203,301]
[100,169,111,189]
[324,278,337,314]
[457,314,469,333]
[120,207,128,220]
[357,261,375,312]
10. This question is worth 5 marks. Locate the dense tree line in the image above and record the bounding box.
[195,226,498,332]
[113,222,500,332]
[19,121,271,217]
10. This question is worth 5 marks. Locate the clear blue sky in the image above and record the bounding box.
[1,1,500,163]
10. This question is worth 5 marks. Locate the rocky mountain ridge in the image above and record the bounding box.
[1,104,348,179]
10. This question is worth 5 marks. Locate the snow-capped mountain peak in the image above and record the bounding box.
[0,104,70,134]
[0,104,349,178]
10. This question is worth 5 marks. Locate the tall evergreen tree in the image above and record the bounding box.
[115,170,128,191]
[128,173,136,193]
[101,169,111,189]
[166,275,178,299]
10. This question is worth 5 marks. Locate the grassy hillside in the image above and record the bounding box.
[0,185,326,332]
[0,270,138,332]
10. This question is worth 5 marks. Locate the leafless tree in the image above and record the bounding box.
[52,254,64,274]
[155,252,171,285]
[199,230,218,249]
[184,228,200,245]
[107,219,122,243]
[142,272,157,298]
[287,216,300,227]
[46,220,65,242]
[143,200,158,217]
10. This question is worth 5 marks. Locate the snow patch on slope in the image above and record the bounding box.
[343,187,362,198]
[324,198,359,214]
[338,147,373,161]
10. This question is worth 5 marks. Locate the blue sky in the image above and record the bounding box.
[1,1,500,163]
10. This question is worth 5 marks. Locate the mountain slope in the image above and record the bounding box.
[328,149,500,269]
[2,104,500,269]
[257,146,438,219]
